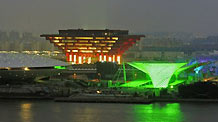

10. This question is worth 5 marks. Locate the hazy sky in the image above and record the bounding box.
[0,0,218,35]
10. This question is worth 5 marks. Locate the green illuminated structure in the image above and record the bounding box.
[54,66,66,70]
[117,61,208,88]
[128,62,187,88]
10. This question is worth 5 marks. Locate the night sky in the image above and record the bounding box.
[0,0,218,35]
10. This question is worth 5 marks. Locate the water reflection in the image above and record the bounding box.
[20,103,33,122]
[71,104,104,122]
[132,103,184,122]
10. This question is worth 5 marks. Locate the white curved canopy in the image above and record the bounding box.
[0,53,69,68]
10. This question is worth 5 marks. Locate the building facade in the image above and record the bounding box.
[41,29,144,64]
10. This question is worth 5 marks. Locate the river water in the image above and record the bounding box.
[0,100,217,122]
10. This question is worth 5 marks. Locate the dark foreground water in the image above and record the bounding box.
[0,100,217,122]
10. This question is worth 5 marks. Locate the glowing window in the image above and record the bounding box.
[66,37,73,39]
[75,37,93,40]
[72,50,78,52]
[53,40,59,43]
[78,47,87,49]
[80,50,93,53]
[79,40,89,43]
[109,57,112,62]
[54,37,64,39]
[96,44,106,46]
[90,40,100,43]
[74,55,77,63]
[112,37,119,40]
[117,55,121,64]
[102,50,109,53]
[104,55,106,61]
[78,56,82,64]
[75,44,92,46]
[69,54,72,62]
[62,40,77,43]
[108,44,114,46]
[67,43,73,46]
[96,37,105,40]
[99,55,102,61]
[113,55,115,62]
[89,47,97,50]
[102,41,116,43]
[57,43,65,46]
[88,57,92,64]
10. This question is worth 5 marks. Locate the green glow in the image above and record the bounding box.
[120,80,150,87]
[132,103,184,122]
[169,80,185,86]
[54,66,66,69]
[123,63,127,83]
[128,62,187,88]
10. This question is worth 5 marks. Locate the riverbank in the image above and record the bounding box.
[54,96,153,104]
[1,95,218,104]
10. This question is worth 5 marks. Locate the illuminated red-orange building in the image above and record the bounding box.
[41,29,144,64]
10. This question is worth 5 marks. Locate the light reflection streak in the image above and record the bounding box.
[132,103,184,122]
[20,103,33,122]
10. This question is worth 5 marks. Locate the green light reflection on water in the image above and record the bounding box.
[132,103,184,122]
